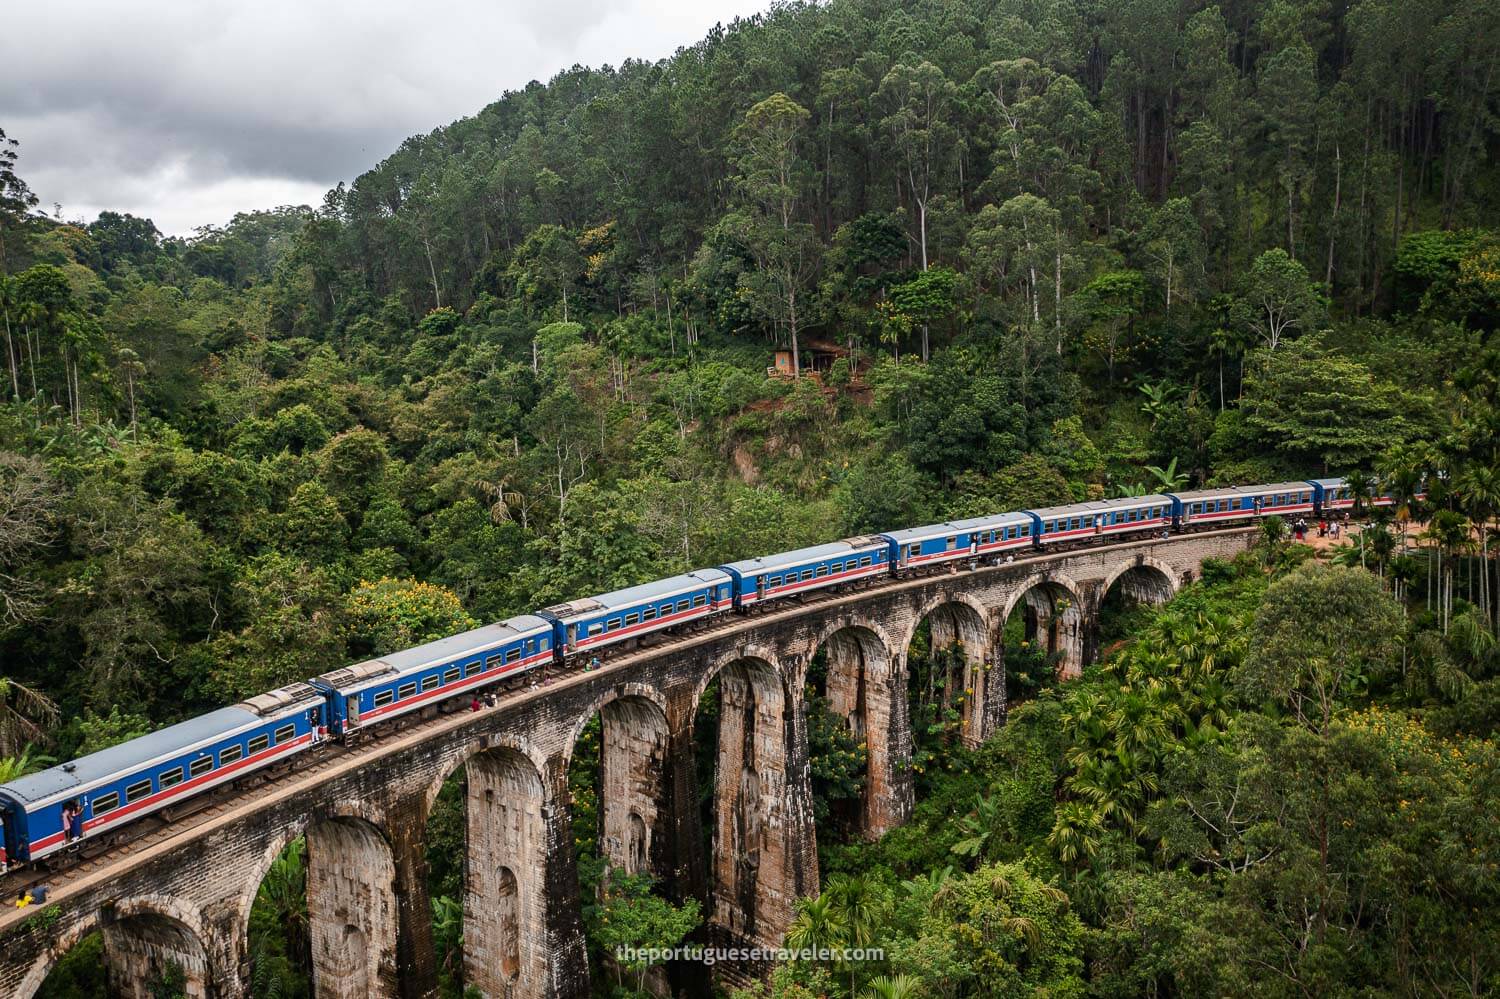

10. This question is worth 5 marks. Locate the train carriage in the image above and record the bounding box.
[313,615,553,736]
[884,512,1036,571]
[0,683,323,865]
[1308,477,1354,514]
[539,570,733,658]
[1172,487,1260,526]
[1028,496,1176,544]
[720,537,890,609]
[1235,481,1317,516]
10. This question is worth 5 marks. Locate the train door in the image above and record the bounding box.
[756,575,766,601]
[346,695,361,728]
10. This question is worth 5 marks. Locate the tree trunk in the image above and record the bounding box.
[1326,141,1341,290]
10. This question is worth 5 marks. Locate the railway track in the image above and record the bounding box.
[0,525,1252,932]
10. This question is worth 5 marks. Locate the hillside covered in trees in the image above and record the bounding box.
[1,0,1499,994]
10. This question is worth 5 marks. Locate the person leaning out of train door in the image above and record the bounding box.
[61,801,76,843]
[0,815,7,874]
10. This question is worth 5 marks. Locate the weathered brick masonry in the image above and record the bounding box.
[0,529,1253,998]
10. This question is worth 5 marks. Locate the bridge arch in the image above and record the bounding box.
[304,813,398,997]
[691,652,809,945]
[1000,573,1087,681]
[18,915,102,998]
[22,895,214,999]
[903,594,996,752]
[462,744,555,998]
[802,619,905,838]
[421,732,550,822]
[1100,557,1178,606]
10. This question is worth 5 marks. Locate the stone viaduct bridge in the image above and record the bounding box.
[0,528,1255,999]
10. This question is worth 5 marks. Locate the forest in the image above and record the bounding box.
[0,0,1497,994]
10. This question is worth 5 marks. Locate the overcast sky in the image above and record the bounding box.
[1,0,768,237]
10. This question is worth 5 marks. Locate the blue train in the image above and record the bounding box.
[0,474,1390,873]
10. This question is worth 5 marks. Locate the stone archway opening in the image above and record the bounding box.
[246,835,314,997]
[905,600,995,790]
[33,930,109,998]
[803,636,871,844]
[420,742,555,999]
[1098,563,1176,651]
[34,905,210,999]
[564,692,686,994]
[693,656,802,946]
[462,746,550,999]
[304,815,397,998]
[1001,579,1084,701]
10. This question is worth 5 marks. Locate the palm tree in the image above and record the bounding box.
[0,677,58,758]
[253,837,310,977]
[1423,510,1473,632]
[1138,380,1178,429]
[950,793,1002,859]
[784,893,847,970]
[1048,801,1105,866]
[1206,327,1234,412]
[862,974,923,999]
[1456,465,1500,630]
[827,873,885,995]
[1144,457,1188,491]
[1345,469,1376,517]
[474,472,529,531]
[0,745,53,783]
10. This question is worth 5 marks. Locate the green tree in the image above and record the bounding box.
[724,93,819,377]
[1234,563,1402,732]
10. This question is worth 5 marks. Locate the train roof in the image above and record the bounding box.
[1028,495,1173,520]
[317,615,551,691]
[1170,487,1244,502]
[1235,481,1316,495]
[540,569,731,620]
[720,536,887,576]
[0,703,286,808]
[884,511,1033,544]
[1308,477,1346,488]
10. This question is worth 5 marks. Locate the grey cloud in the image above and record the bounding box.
[0,0,764,235]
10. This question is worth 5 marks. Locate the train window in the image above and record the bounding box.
[374,690,395,707]
[642,606,656,621]
[624,613,639,626]
[159,767,184,790]
[1021,525,1030,536]
[398,682,417,699]
[816,565,829,577]
[444,667,462,684]
[692,594,707,607]
[607,618,621,630]
[540,637,549,651]
[587,624,604,638]
[860,556,872,567]
[125,778,152,803]
[274,724,296,744]
[93,792,120,816]
[422,675,440,692]
[504,648,519,663]
[677,599,691,612]
[190,756,213,778]
[802,569,815,581]
[945,536,958,551]
[248,734,270,754]
[219,745,244,766]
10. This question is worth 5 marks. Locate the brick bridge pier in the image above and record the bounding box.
[0,529,1254,998]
